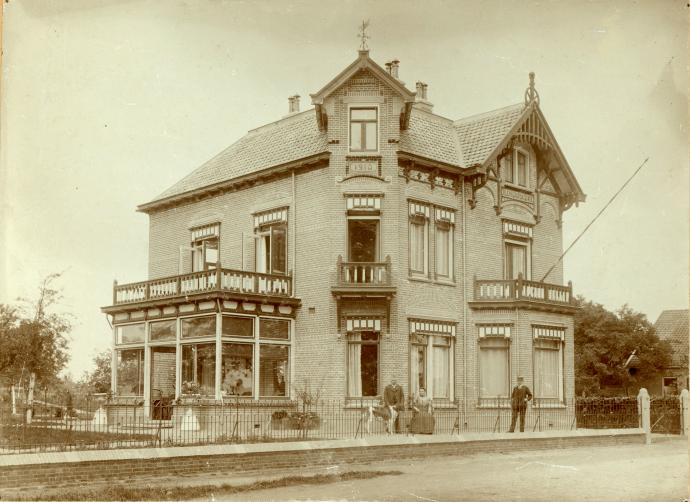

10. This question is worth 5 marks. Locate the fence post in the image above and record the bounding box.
[637,388,651,445]
[680,389,689,436]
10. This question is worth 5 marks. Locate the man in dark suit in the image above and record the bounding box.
[509,376,533,432]
[383,379,405,433]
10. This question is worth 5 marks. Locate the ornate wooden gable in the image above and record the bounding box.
[468,73,585,225]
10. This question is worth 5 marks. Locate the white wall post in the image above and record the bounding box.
[680,389,688,436]
[637,388,651,445]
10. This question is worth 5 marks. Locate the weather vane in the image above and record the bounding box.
[358,20,370,50]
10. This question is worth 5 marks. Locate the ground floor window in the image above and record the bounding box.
[478,325,511,404]
[181,343,216,396]
[117,349,144,396]
[409,320,455,400]
[532,326,565,403]
[347,331,379,397]
[663,377,679,396]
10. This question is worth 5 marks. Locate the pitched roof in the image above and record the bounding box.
[399,108,465,167]
[654,309,689,367]
[149,109,328,204]
[454,103,526,167]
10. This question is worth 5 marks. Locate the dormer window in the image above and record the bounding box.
[350,107,378,152]
[502,149,528,187]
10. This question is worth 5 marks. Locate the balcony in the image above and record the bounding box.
[104,268,297,312]
[470,275,576,313]
[331,255,396,299]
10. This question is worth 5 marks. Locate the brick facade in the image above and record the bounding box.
[104,49,584,420]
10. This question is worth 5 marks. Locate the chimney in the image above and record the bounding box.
[385,62,392,75]
[390,59,400,79]
[288,94,300,114]
[414,82,433,112]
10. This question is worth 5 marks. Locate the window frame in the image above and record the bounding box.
[501,147,530,189]
[504,237,531,281]
[433,208,455,282]
[409,333,454,401]
[348,106,379,153]
[116,348,145,397]
[408,202,430,278]
[477,324,512,406]
[191,236,219,272]
[345,323,381,399]
[255,222,288,275]
[532,326,565,406]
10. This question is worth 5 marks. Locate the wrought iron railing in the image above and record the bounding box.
[0,395,662,455]
[335,255,392,286]
[112,268,292,305]
[473,275,573,306]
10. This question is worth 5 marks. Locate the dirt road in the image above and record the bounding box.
[209,437,688,501]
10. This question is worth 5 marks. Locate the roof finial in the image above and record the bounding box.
[358,20,370,51]
[524,71,540,106]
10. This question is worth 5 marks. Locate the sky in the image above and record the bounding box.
[0,0,687,379]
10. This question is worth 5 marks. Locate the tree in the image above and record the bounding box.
[80,350,112,394]
[574,297,672,396]
[0,274,72,419]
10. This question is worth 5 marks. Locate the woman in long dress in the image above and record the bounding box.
[409,388,435,434]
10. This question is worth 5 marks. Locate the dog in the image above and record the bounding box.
[362,401,398,434]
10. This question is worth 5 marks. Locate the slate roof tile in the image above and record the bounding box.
[654,309,689,367]
[454,103,526,167]
[152,110,328,202]
[399,108,464,166]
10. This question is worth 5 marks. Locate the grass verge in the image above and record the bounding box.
[14,470,404,501]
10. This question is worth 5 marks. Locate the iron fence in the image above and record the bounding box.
[0,395,663,455]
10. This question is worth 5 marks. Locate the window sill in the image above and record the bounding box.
[344,399,381,409]
[532,402,566,409]
[432,279,456,287]
[502,182,532,193]
[408,276,431,284]
[431,400,457,409]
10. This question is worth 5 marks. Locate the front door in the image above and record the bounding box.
[348,220,378,262]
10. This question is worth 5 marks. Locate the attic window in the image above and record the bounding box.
[350,108,378,152]
[502,149,528,188]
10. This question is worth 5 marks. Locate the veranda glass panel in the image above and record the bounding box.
[222,316,254,338]
[151,347,176,398]
[259,318,290,340]
[221,343,253,396]
[117,349,144,396]
[259,345,288,397]
[116,323,145,344]
[181,316,216,339]
[149,319,176,341]
[181,343,216,395]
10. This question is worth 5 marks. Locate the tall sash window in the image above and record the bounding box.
[533,325,565,405]
[345,317,381,398]
[190,223,220,272]
[478,324,511,405]
[254,208,288,275]
[409,319,455,400]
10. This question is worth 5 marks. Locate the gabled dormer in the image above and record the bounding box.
[310,49,417,134]
[457,73,586,224]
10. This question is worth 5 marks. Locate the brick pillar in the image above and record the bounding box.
[637,388,651,445]
[680,389,689,436]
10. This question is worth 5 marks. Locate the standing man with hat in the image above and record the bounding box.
[509,376,533,432]
[383,378,404,433]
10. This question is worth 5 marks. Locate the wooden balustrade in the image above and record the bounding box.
[336,255,391,286]
[474,275,573,307]
[112,268,292,305]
